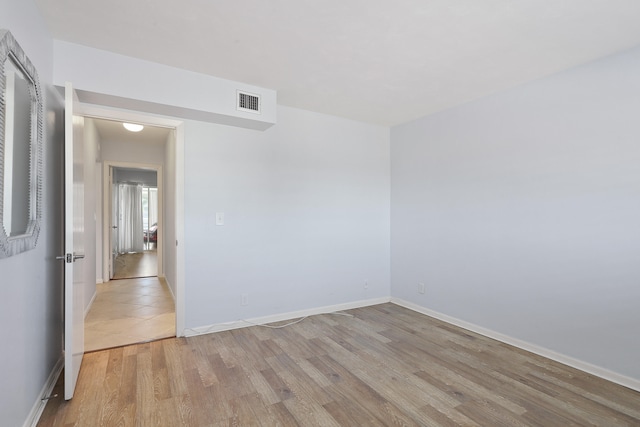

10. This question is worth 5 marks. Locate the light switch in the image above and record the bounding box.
[215,212,224,226]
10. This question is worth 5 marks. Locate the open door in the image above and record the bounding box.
[63,82,85,400]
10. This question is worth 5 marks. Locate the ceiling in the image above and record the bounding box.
[36,0,640,126]
[91,118,171,145]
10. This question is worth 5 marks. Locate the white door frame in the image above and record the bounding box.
[77,104,186,337]
[105,161,163,280]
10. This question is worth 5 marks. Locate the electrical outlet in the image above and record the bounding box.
[364,280,369,290]
[418,282,425,294]
[241,293,248,306]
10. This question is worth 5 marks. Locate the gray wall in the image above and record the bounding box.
[0,1,65,426]
[391,46,640,381]
[184,106,390,328]
[49,32,392,333]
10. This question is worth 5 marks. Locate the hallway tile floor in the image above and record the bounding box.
[84,276,175,352]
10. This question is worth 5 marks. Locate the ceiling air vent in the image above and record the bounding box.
[237,90,261,114]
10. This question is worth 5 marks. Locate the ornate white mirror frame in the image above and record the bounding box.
[0,29,43,258]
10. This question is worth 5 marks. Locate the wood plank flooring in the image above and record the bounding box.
[113,249,158,279]
[38,303,640,426]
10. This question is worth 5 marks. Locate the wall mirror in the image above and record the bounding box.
[0,30,43,258]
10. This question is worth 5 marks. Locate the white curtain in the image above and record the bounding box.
[117,183,144,253]
[148,188,158,227]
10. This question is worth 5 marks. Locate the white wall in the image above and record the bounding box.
[391,46,640,381]
[49,40,391,332]
[52,41,277,130]
[101,135,166,165]
[184,105,390,329]
[0,1,65,426]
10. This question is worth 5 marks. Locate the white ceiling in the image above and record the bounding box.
[91,118,171,145]
[36,0,640,126]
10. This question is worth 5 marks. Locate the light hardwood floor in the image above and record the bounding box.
[39,303,640,426]
[113,249,158,279]
[84,277,175,352]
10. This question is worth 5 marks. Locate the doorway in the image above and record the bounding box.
[111,168,158,280]
[83,116,177,351]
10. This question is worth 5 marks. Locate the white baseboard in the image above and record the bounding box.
[23,356,63,427]
[391,297,640,393]
[180,295,640,392]
[159,275,176,302]
[84,290,97,319]
[184,297,391,337]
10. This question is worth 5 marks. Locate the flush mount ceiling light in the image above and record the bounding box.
[123,122,144,132]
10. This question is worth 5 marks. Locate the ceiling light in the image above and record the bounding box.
[123,123,144,132]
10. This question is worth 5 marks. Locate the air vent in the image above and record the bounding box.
[237,91,261,114]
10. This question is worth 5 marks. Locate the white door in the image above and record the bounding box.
[63,82,85,400]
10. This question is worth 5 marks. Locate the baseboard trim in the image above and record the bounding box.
[84,291,97,319]
[23,356,63,427]
[159,275,176,302]
[184,297,391,337]
[391,297,640,393]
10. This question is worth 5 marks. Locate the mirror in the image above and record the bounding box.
[0,30,43,258]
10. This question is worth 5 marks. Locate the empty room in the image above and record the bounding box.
[1,1,640,426]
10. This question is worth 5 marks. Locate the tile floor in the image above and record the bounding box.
[84,276,175,352]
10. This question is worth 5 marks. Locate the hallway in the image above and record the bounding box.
[84,277,175,352]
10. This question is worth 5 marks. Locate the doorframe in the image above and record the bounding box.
[77,103,186,337]
[104,161,163,280]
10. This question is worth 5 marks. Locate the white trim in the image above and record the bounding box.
[175,123,185,337]
[24,357,63,427]
[84,290,97,319]
[184,297,391,337]
[76,104,182,129]
[160,275,176,302]
[391,297,640,393]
